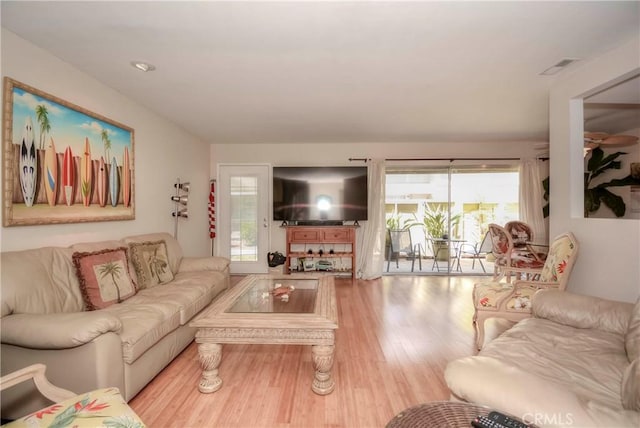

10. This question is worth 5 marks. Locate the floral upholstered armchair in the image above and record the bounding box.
[472,231,579,349]
[0,364,145,428]
[487,223,546,281]
[504,220,547,262]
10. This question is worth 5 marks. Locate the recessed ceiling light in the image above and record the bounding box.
[130,61,156,72]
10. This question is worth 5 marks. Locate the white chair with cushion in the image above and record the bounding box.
[0,364,146,427]
[472,231,579,349]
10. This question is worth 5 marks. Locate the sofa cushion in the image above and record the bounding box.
[480,317,629,411]
[72,248,137,310]
[622,358,640,411]
[102,299,182,364]
[135,271,226,324]
[626,299,640,362]
[1,247,85,316]
[128,240,174,289]
[532,289,633,336]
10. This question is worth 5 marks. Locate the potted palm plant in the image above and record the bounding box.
[418,204,461,261]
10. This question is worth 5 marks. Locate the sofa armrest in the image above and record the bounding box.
[532,289,634,335]
[179,256,230,273]
[1,312,122,349]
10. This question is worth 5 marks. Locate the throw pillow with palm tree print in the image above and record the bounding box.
[129,240,174,289]
[72,247,137,310]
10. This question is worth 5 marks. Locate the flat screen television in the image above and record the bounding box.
[273,166,368,224]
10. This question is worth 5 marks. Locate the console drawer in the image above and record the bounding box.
[322,229,351,242]
[290,229,320,242]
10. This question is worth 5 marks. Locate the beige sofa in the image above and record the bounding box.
[445,289,640,428]
[1,232,230,419]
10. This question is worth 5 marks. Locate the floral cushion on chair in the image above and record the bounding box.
[504,285,537,311]
[489,225,511,256]
[505,221,534,249]
[493,254,545,271]
[474,282,513,309]
[3,387,145,428]
[474,282,537,312]
[539,236,575,282]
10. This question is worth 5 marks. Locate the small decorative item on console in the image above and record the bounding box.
[316,260,333,271]
[302,258,316,271]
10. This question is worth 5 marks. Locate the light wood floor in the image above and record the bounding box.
[129,275,484,427]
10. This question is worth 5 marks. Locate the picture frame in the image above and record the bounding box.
[2,77,135,226]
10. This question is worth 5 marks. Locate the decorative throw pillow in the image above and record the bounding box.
[73,247,137,310]
[128,240,174,290]
[621,358,640,411]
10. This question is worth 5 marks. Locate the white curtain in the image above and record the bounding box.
[519,158,547,242]
[357,159,385,280]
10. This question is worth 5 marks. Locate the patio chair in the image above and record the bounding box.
[409,225,428,264]
[386,229,422,272]
[471,231,579,349]
[456,231,490,273]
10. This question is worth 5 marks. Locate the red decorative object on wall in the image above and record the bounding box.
[208,181,216,238]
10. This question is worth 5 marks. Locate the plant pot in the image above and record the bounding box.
[434,241,450,261]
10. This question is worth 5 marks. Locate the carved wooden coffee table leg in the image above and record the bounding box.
[197,342,222,393]
[311,344,335,395]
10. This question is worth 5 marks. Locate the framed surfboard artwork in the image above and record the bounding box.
[2,77,135,226]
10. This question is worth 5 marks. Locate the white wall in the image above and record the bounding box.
[0,29,212,256]
[211,140,542,258]
[550,38,640,303]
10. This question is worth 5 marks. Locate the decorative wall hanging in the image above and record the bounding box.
[2,77,135,226]
[209,180,216,239]
[171,178,189,238]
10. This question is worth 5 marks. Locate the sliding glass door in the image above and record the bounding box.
[385,164,520,275]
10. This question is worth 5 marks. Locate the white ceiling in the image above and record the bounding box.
[1,1,639,145]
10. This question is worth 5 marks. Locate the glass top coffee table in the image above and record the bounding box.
[189,274,338,395]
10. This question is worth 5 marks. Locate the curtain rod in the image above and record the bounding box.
[348,157,548,162]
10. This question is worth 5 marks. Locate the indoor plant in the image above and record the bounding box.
[584,147,640,217]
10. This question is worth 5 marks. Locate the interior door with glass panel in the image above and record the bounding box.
[217,164,270,274]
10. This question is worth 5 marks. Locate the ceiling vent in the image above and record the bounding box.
[540,58,580,76]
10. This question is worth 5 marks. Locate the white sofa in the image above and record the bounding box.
[1,232,230,419]
[445,289,640,428]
